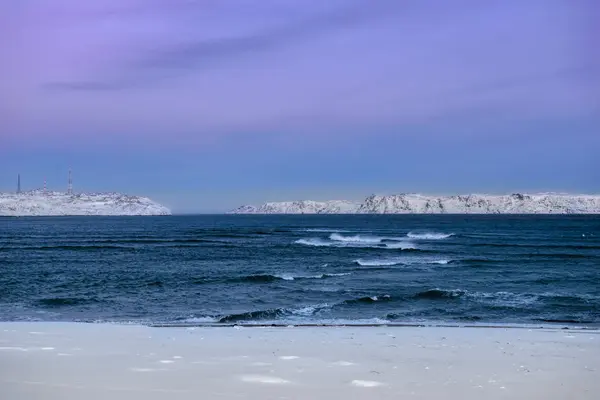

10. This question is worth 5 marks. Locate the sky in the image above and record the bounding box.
[1,0,598,213]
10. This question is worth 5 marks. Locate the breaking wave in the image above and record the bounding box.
[329,233,383,244]
[218,303,331,323]
[227,273,351,283]
[354,258,452,267]
[355,259,403,267]
[343,295,392,304]
[406,232,453,240]
[184,289,600,325]
[295,236,416,250]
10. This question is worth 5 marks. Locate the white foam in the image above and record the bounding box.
[431,259,451,265]
[291,303,330,316]
[279,356,299,360]
[275,272,351,280]
[276,274,296,281]
[241,375,290,384]
[159,360,175,364]
[296,237,416,250]
[330,233,382,244]
[355,258,403,267]
[351,380,385,387]
[384,242,416,250]
[295,238,331,247]
[407,232,453,240]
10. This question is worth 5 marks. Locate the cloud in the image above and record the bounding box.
[42,0,402,91]
[2,0,597,141]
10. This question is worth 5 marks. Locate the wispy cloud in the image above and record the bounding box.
[2,0,598,141]
[42,0,403,90]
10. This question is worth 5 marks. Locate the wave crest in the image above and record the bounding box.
[230,273,351,283]
[329,233,382,244]
[407,232,453,240]
[355,259,403,267]
[295,238,416,250]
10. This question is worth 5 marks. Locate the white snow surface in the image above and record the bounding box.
[230,193,600,214]
[231,200,359,214]
[0,190,171,216]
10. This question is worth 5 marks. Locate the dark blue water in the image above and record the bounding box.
[1,215,599,327]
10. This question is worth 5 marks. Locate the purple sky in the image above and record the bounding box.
[1,0,599,212]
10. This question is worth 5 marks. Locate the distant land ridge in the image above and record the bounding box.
[230,193,600,214]
[0,190,171,216]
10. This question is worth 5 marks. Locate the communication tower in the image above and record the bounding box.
[17,174,21,194]
[68,169,73,195]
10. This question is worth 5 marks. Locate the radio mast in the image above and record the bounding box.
[17,174,21,194]
[68,169,73,195]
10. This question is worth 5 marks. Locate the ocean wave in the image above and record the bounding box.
[407,232,453,240]
[533,318,595,325]
[384,242,417,250]
[166,290,599,325]
[329,233,383,244]
[411,289,598,309]
[354,258,451,267]
[275,272,351,281]
[343,295,392,304]
[295,238,332,247]
[218,303,331,323]
[180,316,219,324]
[295,237,416,250]
[228,272,351,283]
[354,258,403,267]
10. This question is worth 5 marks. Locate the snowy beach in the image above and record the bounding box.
[1,323,598,399]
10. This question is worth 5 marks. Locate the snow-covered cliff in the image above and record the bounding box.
[0,190,171,216]
[230,193,600,214]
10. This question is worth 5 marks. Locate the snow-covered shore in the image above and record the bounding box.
[0,190,171,216]
[231,193,600,214]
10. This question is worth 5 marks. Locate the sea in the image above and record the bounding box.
[1,215,599,327]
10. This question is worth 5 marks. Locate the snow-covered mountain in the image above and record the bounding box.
[0,190,171,216]
[230,193,600,214]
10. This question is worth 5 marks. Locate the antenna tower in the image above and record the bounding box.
[68,169,73,195]
[17,174,21,194]
[44,177,47,193]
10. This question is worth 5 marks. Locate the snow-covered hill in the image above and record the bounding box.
[0,190,171,216]
[232,200,359,214]
[230,193,600,214]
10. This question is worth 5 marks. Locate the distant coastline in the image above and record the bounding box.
[230,193,600,214]
[0,190,171,216]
